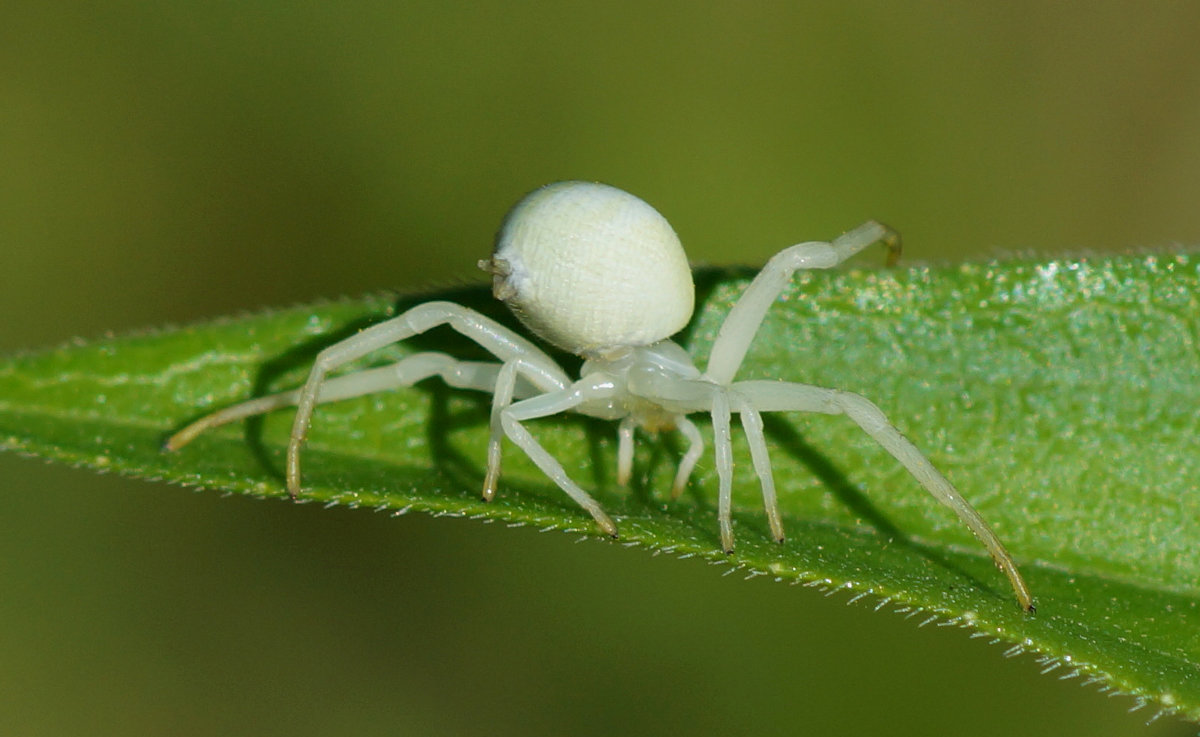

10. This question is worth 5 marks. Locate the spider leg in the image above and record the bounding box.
[710,390,736,552]
[169,302,569,498]
[734,399,785,544]
[501,376,622,537]
[483,357,570,501]
[705,221,900,385]
[621,364,727,539]
[615,413,703,499]
[732,379,1034,611]
[280,302,571,498]
[616,416,637,487]
[165,353,510,450]
[669,415,704,499]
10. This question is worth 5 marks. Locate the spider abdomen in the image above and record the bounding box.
[484,181,694,357]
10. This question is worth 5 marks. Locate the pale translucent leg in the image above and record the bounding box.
[501,377,622,536]
[735,399,785,543]
[283,302,569,497]
[732,379,1034,611]
[484,358,570,501]
[166,353,506,450]
[621,364,728,537]
[710,390,736,552]
[616,416,637,487]
[669,415,704,499]
[615,414,703,498]
[705,221,901,385]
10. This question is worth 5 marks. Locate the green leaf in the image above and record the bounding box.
[2,252,1199,722]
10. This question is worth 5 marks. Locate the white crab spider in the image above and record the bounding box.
[167,181,1034,611]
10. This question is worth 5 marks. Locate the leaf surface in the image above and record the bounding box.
[2,252,1198,720]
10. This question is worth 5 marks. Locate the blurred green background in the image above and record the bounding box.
[3,3,1199,735]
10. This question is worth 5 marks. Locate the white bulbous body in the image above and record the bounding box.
[485,181,694,357]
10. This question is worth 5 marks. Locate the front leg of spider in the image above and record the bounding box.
[698,223,902,555]
[700,222,1033,611]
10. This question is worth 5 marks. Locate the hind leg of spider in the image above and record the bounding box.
[165,353,505,453]
[280,303,569,497]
